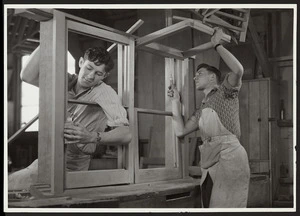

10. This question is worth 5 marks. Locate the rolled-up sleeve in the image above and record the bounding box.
[221,73,242,99]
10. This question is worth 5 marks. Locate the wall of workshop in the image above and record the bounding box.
[277,10,294,179]
[220,11,294,179]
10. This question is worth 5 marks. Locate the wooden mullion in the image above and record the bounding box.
[117,44,125,169]
[127,39,135,183]
[107,19,144,53]
[51,10,67,194]
[248,16,271,77]
[165,58,175,168]
[181,59,190,178]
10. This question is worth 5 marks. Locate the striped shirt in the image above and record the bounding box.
[66,74,129,171]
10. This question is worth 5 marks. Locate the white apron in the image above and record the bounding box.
[198,108,250,208]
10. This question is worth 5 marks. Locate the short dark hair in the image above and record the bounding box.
[196,63,221,83]
[83,47,114,72]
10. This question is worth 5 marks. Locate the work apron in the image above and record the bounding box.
[198,108,250,208]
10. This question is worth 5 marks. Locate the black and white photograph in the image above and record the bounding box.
[4,3,297,213]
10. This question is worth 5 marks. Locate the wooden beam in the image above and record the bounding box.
[203,9,220,18]
[38,10,66,194]
[248,16,271,77]
[67,20,131,45]
[192,19,232,42]
[107,19,144,53]
[14,8,53,21]
[239,9,251,42]
[136,20,191,48]
[138,42,184,60]
[8,114,39,145]
[269,55,293,62]
[182,42,214,58]
[12,25,39,50]
[204,14,244,32]
[11,16,21,45]
[215,10,246,22]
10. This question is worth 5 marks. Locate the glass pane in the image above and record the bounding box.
[138,112,176,169]
[66,30,123,172]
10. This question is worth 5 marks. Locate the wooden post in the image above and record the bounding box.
[127,39,135,182]
[165,58,176,168]
[39,10,66,194]
[181,59,191,178]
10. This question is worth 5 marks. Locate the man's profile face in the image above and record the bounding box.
[194,68,212,91]
[77,57,108,88]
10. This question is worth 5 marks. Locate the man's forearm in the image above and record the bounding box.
[171,100,185,138]
[95,126,132,146]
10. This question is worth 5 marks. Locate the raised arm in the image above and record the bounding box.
[20,45,40,87]
[211,28,244,87]
[167,86,198,138]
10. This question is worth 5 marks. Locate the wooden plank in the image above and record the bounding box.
[65,169,129,189]
[248,16,271,77]
[8,114,38,145]
[181,59,191,178]
[269,80,279,201]
[165,58,176,168]
[204,14,244,32]
[239,9,250,42]
[127,39,135,183]
[11,16,21,45]
[107,19,144,53]
[136,20,191,47]
[38,19,54,186]
[193,19,232,42]
[248,81,260,160]
[51,10,67,194]
[16,18,29,45]
[117,44,125,169]
[136,167,181,184]
[269,55,293,62]
[203,9,220,18]
[138,42,184,60]
[215,10,246,22]
[67,20,131,45]
[260,81,269,161]
[182,42,213,58]
[136,108,172,116]
[12,22,39,50]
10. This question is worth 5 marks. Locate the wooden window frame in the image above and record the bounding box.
[38,10,135,194]
[36,9,233,195]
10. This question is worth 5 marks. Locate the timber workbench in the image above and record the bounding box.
[8,178,201,208]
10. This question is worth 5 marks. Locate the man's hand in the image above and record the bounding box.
[211,27,224,47]
[64,121,97,144]
[167,85,180,102]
